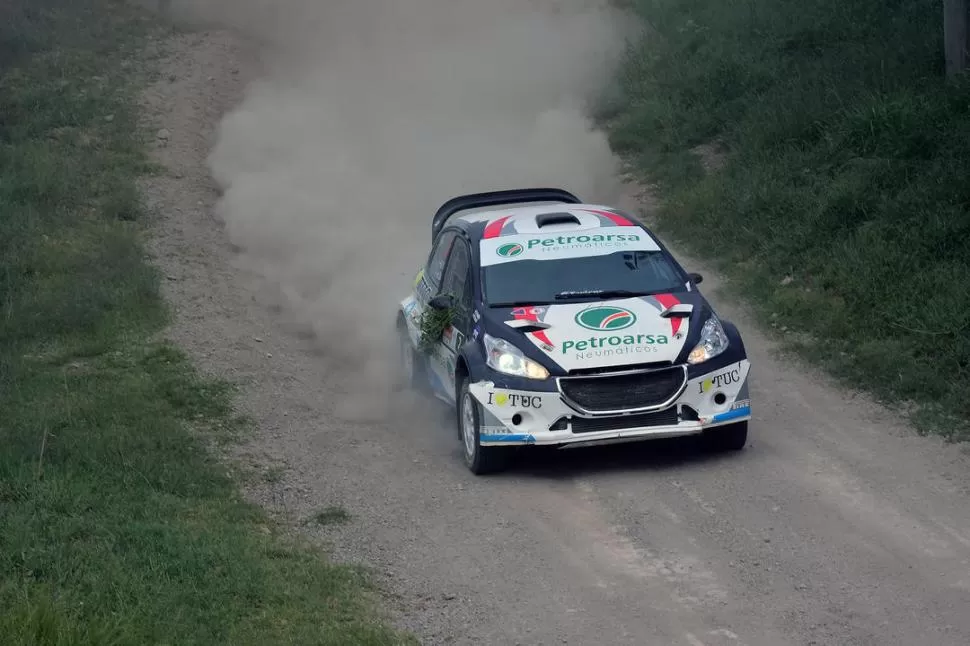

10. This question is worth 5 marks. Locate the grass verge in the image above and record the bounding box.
[0,1,415,643]
[606,0,970,439]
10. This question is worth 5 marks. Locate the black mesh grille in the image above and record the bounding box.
[567,361,671,376]
[559,366,686,412]
[570,407,679,434]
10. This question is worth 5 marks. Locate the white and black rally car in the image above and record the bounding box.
[396,188,752,474]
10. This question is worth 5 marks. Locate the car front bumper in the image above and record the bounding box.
[468,359,751,448]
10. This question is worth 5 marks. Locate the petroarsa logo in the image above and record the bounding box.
[574,306,637,331]
[496,242,524,258]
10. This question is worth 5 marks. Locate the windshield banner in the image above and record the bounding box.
[480,232,660,267]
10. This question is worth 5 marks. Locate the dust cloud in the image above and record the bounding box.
[168,0,642,420]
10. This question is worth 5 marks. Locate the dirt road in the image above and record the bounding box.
[141,21,970,646]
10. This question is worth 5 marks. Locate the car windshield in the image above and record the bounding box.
[483,250,685,307]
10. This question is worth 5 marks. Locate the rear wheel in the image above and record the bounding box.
[704,421,748,452]
[458,379,510,475]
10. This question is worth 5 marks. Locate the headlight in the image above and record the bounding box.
[483,333,550,380]
[687,316,729,365]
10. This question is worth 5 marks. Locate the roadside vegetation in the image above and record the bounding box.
[607,0,970,439]
[0,1,413,643]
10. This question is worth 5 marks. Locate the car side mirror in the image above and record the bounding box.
[688,272,704,285]
[429,294,455,311]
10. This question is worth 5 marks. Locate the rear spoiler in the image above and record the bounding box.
[431,187,581,241]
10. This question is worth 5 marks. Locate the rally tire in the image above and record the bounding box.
[458,379,510,475]
[704,420,748,452]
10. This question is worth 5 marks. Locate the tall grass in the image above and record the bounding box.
[608,0,970,438]
[0,1,414,643]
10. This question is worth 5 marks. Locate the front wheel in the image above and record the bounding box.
[703,420,748,452]
[458,379,510,475]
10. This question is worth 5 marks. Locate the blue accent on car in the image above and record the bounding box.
[480,434,536,443]
[711,406,751,424]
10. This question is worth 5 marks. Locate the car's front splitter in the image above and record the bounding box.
[468,359,751,447]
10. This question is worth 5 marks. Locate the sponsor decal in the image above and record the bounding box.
[496,242,524,258]
[487,391,543,409]
[403,299,421,325]
[480,231,659,267]
[730,398,750,411]
[698,365,743,394]
[529,233,641,247]
[493,234,644,258]
[472,309,481,323]
[574,306,637,332]
[416,278,432,300]
[471,325,480,341]
[523,233,642,255]
[413,268,425,288]
[563,333,668,360]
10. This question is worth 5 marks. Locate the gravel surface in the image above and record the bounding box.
[139,22,970,646]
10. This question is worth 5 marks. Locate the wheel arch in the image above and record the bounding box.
[455,355,470,394]
[721,318,747,358]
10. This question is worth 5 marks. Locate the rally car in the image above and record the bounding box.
[396,188,752,475]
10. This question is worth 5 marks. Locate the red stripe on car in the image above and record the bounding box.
[512,306,554,348]
[582,209,635,226]
[653,293,683,335]
[483,215,511,239]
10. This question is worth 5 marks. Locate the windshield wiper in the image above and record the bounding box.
[554,289,651,301]
[490,290,659,307]
[488,300,554,308]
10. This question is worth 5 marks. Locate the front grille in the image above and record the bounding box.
[570,407,679,434]
[558,366,687,413]
[567,361,671,376]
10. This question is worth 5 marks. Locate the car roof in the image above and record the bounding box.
[442,202,649,242]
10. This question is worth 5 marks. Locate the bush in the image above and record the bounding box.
[609,0,970,438]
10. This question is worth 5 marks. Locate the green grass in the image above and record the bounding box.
[607,0,970,439]
[0,1,415,644]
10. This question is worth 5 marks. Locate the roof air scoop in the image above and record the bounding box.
[536,212,582,228]
[431,187,581,242]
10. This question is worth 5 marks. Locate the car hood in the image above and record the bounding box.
[486,293,708,373]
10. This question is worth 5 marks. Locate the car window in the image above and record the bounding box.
[440,238,470,300]
[425,230,457,291]
[440,239,472,332]
[482,250,685,306]
[461,267,473,311]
